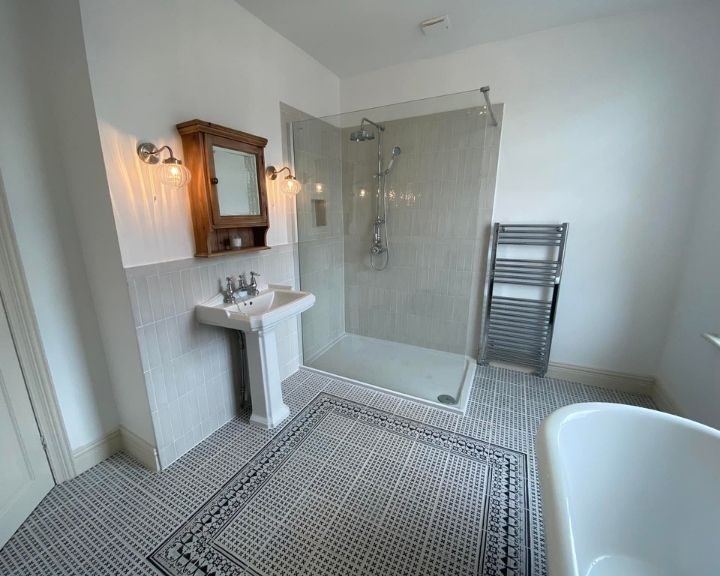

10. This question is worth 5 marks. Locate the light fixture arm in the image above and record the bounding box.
[136,140,191,188]
[137,142,179,165]
[265,165,301,195]
[265,165,291,180]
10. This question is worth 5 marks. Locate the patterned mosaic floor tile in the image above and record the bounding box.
[149,394,531,575]
[0,367,655,575]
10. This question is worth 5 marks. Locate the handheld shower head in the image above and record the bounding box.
[385,146,402,175]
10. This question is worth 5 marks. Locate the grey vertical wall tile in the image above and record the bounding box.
[156,408,173,450]
[134,276,154,326]
[171,355,187,400]
[196,381,208,420]
[189,349,204,390]
[180,269,195,313]
[127,280,142,329]
[146,274,164,322]
[125,247,300,469]
[191,317,210,351]
[164,363,179,404]
[168,398,183,442]
[176,312,193,355]
[145,372,157,413]
[152,366,168,406]
[171,271,185,316]
[151,409,164,448]
[191,268,203,303]
[157,273,176,319]
[143,324,162,371]
[155,317,172,365]
[136,324,150,373]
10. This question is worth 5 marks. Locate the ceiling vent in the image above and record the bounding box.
[420,15,451,37]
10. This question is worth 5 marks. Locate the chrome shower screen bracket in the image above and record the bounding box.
[480,86,498,127]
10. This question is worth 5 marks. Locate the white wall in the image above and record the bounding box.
[0,0,120,450]
[39,0,155,451]
[79,0,341,268]
[341,2,720,377]
[658,91,720,428]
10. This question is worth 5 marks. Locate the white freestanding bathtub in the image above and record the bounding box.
[537,403,720,576]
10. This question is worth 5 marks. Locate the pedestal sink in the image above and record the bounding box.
[196,284,315,428]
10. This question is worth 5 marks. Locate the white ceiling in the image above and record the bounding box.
[235,0,690,77]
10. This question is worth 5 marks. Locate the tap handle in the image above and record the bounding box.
[225,277,234,292]
[238,272,247,288]
[250,271,260,284]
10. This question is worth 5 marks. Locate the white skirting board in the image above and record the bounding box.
[546,362,655,396]
[487,360,655,396]
[71,427,160,476]
[120,426,161,472]
[651,379,685,416]
[71,430,122,475]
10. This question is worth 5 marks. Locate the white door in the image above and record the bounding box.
[0,292,54,547]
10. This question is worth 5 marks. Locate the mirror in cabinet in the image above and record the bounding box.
[177,120,270,257]
[212,146,260,217]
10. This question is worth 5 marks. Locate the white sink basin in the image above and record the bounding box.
[194,284,315,430]
[196,284,315,332]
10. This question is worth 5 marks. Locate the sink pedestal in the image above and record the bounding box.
[243,329,290,428]
[195,285,314,430]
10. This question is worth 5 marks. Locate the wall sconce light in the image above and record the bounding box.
[136,142,191,188]
[266,165,301,196]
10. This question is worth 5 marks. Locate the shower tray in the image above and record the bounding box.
[304,333,475,414]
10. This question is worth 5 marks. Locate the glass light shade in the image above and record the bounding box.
[282,176,301,196]
[160,160,191,188]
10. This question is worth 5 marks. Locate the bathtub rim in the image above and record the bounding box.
[536,402,720,576]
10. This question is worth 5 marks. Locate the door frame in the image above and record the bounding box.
[0,174,75,483]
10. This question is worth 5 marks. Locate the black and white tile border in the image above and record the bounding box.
[0,365,656,576]
[149,393,531,576]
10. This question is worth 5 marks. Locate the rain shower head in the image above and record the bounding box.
[350,128,375,142]
[349,117,384,142]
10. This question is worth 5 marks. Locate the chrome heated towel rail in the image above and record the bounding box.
[479,223,569,376]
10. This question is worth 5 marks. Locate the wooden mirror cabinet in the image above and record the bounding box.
[177,119,270,257]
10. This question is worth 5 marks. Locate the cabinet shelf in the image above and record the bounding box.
[199,245,271,258]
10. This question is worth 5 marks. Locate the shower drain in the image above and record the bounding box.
[437,394,457,405]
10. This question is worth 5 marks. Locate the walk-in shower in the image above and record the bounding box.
[348,117,401,270]
[291,89,503,411]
